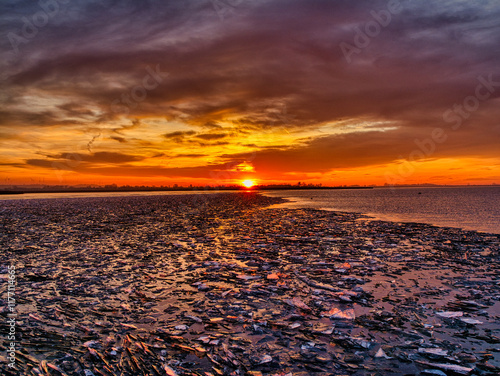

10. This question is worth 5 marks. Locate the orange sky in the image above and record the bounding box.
[1,1,499,187]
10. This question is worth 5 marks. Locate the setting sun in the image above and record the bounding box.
[241,179,256,188]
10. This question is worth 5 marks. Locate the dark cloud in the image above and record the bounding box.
[195,141,230,147]
[176,153,208,158]
[0,162,26,168]
[201,122,224,129]
[110,136,127,143]
[26,159,64,170]
[25,158,243,179]
[0,110,66,127]
[195,133,228,140]
[40,152,144,164]
[57,102,95,117]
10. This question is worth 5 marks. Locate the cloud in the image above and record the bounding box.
[33,152,145,165]
[176,153,208,158]
[223,124,500,174]
[164,131,196,139]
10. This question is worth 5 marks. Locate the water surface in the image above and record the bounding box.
[264,186,500,234]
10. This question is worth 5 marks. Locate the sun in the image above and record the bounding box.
[241,179,256,188]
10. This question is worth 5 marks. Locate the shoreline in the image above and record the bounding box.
[262,189,500,236]
[270,202,500,237]
[0,186,373,196]
[1,192,499,375]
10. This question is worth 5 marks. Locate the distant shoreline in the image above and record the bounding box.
[0,186,374,195]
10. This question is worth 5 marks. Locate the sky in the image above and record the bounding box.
[1,0,499,187]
